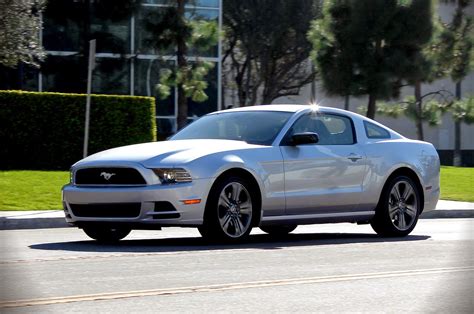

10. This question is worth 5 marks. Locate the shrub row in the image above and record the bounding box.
[0,90,156,170]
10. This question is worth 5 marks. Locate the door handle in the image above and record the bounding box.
[347,153,363,162]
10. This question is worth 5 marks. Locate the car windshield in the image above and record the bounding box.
[170,111,293,145]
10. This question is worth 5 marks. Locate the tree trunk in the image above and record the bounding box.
[414,80,424,141]
[176,0,188,131]
[344,95,349,111]
[366,93,376,119]
[310,76,316,104]
[453,81,462,166]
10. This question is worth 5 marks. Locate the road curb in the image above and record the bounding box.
[0,217,69,230]
[1,208,472,230]
[420,209,474,219]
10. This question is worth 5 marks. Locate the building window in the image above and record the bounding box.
[42,55,84,93]
[90,6,131,54]
[134,59,176,116]
[0,64,39,91]
[92,58,131,94]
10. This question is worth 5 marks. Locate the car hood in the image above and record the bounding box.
[74,139,261,167]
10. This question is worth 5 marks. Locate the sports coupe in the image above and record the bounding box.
[62,105,440,242]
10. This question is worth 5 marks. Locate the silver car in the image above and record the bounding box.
[62,105,440,242]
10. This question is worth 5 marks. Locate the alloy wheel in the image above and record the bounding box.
[217,182,253,238]
[388,180,418,231]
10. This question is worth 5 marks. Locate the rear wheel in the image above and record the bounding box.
[371,175,421,237]
[199,176,255,242]
[82,225,131,243]
[260,225,297,236]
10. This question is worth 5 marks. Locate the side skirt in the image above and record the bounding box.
[259,211,375,226]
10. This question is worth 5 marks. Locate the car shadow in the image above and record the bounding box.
[29,232,431,254]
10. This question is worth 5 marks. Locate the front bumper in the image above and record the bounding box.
[423,185,440,213]
[62,178,213,227]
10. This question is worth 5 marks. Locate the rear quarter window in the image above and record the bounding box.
[364,121,391,139]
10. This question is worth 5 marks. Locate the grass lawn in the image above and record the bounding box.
[0,167,473,210]
[0,171,69,210]
[439,166,474,202]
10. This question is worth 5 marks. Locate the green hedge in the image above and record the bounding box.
[0,90,156,170]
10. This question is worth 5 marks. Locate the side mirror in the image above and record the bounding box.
[291,132,319,145]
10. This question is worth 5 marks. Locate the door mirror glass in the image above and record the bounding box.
[291,132,319,145]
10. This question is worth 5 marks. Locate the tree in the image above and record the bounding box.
[452,96,474,125]
[309,0,434,120]
[223,0,320,107]
[434,0,473,165]
[369,90,454,134]
[0,0,46,68]
[143,0,218,130]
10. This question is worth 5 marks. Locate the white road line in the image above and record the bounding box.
[1,266,473,309]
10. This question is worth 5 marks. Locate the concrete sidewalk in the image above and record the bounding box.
[0,200,473,230]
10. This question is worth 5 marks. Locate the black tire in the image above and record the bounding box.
[371,175,421,237]
[199,176,257,242]
[82,225,131,243]
[260,225,297,236]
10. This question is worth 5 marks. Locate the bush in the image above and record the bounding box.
[0,90,156,170]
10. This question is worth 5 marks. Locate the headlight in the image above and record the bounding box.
[152,168,192,184]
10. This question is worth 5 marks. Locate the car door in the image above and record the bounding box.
[280,112,367,215]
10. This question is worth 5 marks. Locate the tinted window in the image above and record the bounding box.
[171,111,293,145]
[364,121,391,139]
[285,113,355,145]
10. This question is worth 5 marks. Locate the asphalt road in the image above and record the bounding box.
[1,219,473,313]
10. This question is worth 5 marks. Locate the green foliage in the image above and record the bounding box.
[433,0,473,82]
[451,96,474,123]
[361,96,448,126]
[189,20,220,53]
[370,102,407,119]
[309,0,434,117]
[0,0,46,68]
[0,170,69,210]
[156,61,215,102]
[440,166,474,202]
[406,99,445,126]
[0,90,156,170]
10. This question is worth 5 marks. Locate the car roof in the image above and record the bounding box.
[218,104,308,113]
[216,104,359,117]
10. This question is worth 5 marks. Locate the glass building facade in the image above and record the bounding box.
[0,0,222,138]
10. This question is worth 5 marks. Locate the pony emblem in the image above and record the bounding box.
[100,172,115,181]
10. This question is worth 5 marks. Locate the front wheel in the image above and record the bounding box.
[371,175,421,237]
[199,176,256,242]
[82,225,131,243]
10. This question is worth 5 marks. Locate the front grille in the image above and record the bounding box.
[75,167,146,185]
[69,203,141,218]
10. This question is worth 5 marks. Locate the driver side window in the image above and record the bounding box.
[286,113,355,145]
